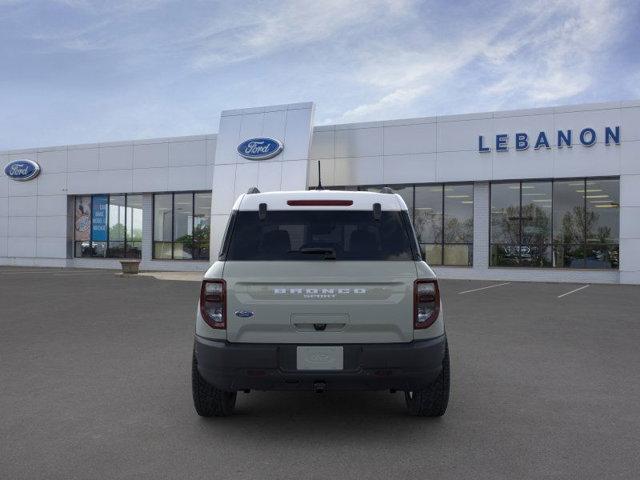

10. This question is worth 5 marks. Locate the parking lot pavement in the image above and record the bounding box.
[1,267,639,480]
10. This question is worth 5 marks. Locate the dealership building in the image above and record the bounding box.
[1,100,639,284]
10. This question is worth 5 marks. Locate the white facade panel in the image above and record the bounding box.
[7,236,36,257]
[383,123,436,155]
[491,144,554,180]
[553,141,620,178]
[97,169,133,193]
[214,114,243,165]
[8,196,37,217]
[133,142,169,169]
[37,215,67,238]
[99,144,133,170]
[36,149,67,173]
[437,118,493,152]
[308,158,335,187]
[0,198,7,217]
[258,161,283,192]
[169,140,206,167]
[37,195,67,217]
[68,147,99,171]
[211,164,237,215]
[309,130,334,160]
[67,171,102,195]
[36,237,67,258]
[334,156,383,186]
[282,106,315,162]
[280,160,309,191]
[0,175,7,197]
[8,216,37,237]
[132,167,169,192]
[620,140,640,175]
[168,165,208,191]
[620,107,640,142]
[37,172,67,196]
[383,153,436,185]
[8,177,38,196]
[620,174,640,206]
[233,162,259,197]
[436,150,492,182]
[335,127,382,158]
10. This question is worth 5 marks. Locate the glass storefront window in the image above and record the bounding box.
[340,183,473,266]
[153,194,172,259]
[193,192,212,260]
[491,178,619,269]
[152,191,212,261]
[126,195,143,258]
[444,184,474,266]
[73,193,143,259]
[173,193,193,259]
[415,185,443,265]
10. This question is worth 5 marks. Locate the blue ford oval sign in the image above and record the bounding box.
[4,159,41,181]
[237,137,283,160]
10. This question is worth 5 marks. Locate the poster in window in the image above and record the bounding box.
[92,195,108,242]
[75,196,91,241]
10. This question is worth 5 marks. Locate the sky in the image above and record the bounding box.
[1,0,639,150]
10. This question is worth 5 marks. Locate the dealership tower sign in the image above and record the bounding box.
[478,126,620,152]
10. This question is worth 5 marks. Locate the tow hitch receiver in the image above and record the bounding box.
[313,381,327,393]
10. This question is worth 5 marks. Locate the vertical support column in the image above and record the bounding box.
[210,103,315,256]
[473,181,490,271]
[619,174,640,284]
[141,193,153,263]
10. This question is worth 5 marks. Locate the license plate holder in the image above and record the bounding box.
[296,346,344,370]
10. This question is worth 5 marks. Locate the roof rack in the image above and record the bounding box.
[380,186,395,194]
[247,187,261,194]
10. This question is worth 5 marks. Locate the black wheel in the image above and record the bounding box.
[192,352,237,417]
[405,342,450,417]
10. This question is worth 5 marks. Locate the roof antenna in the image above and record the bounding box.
[316,160,324,190]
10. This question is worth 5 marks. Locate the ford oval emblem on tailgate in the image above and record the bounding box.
[235,310,254,318]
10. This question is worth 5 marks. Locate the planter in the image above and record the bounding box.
[119,259,141,274]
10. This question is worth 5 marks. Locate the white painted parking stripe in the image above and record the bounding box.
[458,282,511,295]
[557,284,590,298]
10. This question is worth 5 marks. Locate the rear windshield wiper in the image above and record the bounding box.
[293,247,337,260]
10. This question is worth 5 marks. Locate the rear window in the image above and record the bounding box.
[224,210,416,261]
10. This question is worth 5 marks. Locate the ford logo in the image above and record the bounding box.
[4,159,41,182]
[234,310,255,318]
[237,137,283,160]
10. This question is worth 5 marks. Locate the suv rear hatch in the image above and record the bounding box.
[221,207,419,344]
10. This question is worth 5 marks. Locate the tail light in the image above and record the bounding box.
[414,279,440,329]
[200,280,226,329]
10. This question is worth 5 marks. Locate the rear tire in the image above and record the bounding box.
[192,352,237,417]
[405,341,450,417]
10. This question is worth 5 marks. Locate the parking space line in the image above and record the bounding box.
[557,284,590,298]
[458,282,511,295]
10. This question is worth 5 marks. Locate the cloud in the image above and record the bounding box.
[481,0,622,104]
[190,0,415,70]
[334,0,627,122]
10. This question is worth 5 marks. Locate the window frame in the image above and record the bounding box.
[489,176,620,269]
[73,193,143,259]
[326,182,474,267]
[151,190,212,261]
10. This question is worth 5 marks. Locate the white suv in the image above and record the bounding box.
[192,188,449,416]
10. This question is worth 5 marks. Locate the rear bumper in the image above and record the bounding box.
[194,335,447,392]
